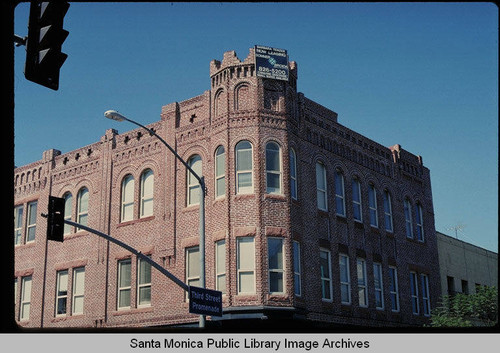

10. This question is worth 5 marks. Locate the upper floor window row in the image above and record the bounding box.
[120,169,155,222]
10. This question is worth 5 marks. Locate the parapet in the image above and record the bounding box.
[209,48,255,77]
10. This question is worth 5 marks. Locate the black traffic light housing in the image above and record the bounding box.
[24,1,70,90]
[46,196,65,242]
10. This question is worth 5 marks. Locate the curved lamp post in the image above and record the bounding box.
[104,110,206,328]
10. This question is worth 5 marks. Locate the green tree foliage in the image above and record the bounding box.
[429,286,498,327]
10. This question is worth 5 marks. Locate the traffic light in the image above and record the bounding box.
[46,196,65,242]
[24,1,70,90]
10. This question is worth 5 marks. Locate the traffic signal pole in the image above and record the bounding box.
[61,219,190,293]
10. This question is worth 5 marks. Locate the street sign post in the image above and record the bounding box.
[189,286,223,317]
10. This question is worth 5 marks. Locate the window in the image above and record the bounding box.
[26,201,37,243]
[293,241,301,296]
[121,175,135,222]
[237,237,255,294]
[187,155,202,206]
[447,276,455,296]
[186,246,200,288]
[140,169,154,218]
[72,267,85,315]
[77,187,89,229]
[320,249,332,301]
[290,149,298,200]
[215,240,226,294]
[410,271,420,314]
[335,170,346,216]
[415,203,424,242]
[14,205,23,245]
[137,257,152,306]
[357,258,368,307]
[117,259,132,309]
[352,179,362,222]
[20,276,32,321]
[55,270,68,316]
[215,146,226,198]
[235,141,253,194]
[266,142,282,194]
[461,279,469,295]
[421,274,431,316]
[63,193,73,235]
[404,198,413,239]
[339,254,351,304]
[368,184,378,227]
[388,266,400,312]
[268,238,284,294]
[373,263,384,309]
[316,162,327,211]
[383,190,393,232]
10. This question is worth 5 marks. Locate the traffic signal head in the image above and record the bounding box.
[24,1,70,90]
[46,196,65,242]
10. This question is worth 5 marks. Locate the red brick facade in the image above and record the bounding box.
[13,48,440,329]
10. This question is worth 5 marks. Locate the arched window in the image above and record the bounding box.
[215,146,226,198]
[235,141,253,194]
[383,190,394,232]
[352,178,362,222]
[121,175,135,222]
[140,169,154,218]
[415,202,424,242]
[63,192,73,235]
[334,169,345,216]
[265,142,282,194]
[368,184,378,228]
[290,148,297,200]
[316,161,327,211]
[404,198,413,239]
[187,155,202,206]
[77,187,89,229]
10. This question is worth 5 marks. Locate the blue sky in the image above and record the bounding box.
[14,2,498,252]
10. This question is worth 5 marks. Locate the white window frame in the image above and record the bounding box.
[404,198,414,239]
[235,141,253,194]
[77,187,89,230]
[215,146,226,199]
[383,190,394,233]
[117,258,132,310]
[373,262,384,310]
[215,240,226,294]
[72,267,85,315]
[265,142,282,195]
[26,201,37,243]
[121,175,135,222]
[421,274,431,316]
[268,237,285,294]
[137,257,152,307]
[237,237,255,294]
[357,258,368,307]
[335,170,346,217]
[352,179,362,222]
[320,248,333,302]
[187,155,202,206]
[368,184,378,228]
[293,241,301,297]
[416,203,425,242]
[55,270,68,316]
[388,266,400,312]
[186,246,200,289]
[339,254,351,305]
[290,148,298,200]
[63,192,73,235]
[14,205,23,245]
[140,169,154,218]
[20,276,32,321]
[316,162,328,211]
[410,271,420,315]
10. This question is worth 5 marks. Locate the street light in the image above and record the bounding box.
[104,110,206,328]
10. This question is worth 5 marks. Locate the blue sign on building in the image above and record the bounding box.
[255,45,289,81]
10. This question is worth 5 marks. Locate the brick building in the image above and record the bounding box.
[13,47,440,329]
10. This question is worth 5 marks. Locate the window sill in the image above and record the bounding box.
[112,306,153,316]
[117,215,155,228]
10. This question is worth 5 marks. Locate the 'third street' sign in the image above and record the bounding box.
[189,286,223,317]
[255,45,289,81]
